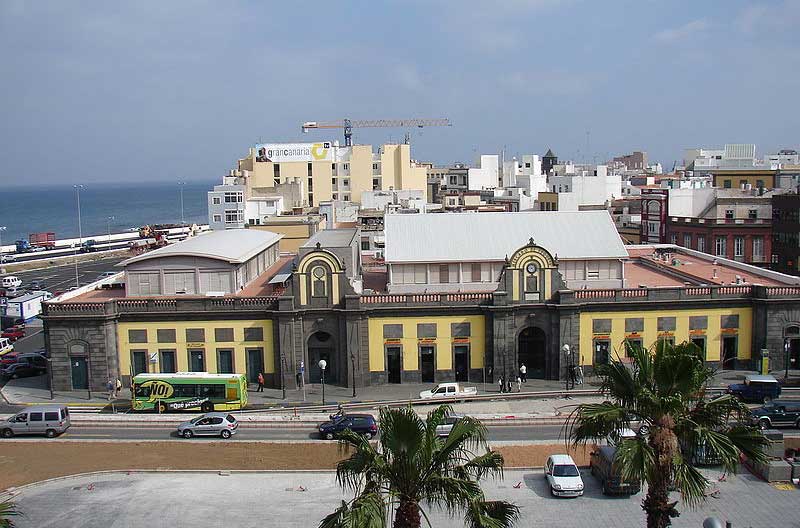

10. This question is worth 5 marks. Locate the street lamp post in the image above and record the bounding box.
[319,359,327,405]
[351,353,356,398]
[107,216,115,243]
[562,344,573,391]
[0,226,6,256]
[281,356,287,400]
[178,181,186,226]
[785,339,791,381]
[73,185,84,288]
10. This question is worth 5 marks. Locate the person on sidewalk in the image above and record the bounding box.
[115,378,122,398]
[257,372,265,392]
[106,379,114,401]
[519,363,527,383]
[575,365,584,386]
[498,375,505,393]
[516,376,522,393]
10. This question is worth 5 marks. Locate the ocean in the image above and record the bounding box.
[0,181,214,244]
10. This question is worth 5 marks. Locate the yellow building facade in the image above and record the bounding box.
[118,320,275,383]
[238,143,427,207]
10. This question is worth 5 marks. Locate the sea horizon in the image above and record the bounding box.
[0,180,216,244]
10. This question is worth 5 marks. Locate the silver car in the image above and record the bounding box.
[177,412,238,439]
[1,405,71,438]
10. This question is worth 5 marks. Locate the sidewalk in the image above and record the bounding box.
[3,367,797,410]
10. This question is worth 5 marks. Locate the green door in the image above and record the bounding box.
[71,357,88,390]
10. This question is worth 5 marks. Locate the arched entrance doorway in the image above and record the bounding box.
[308,331,337,384]
[518,327,547,379]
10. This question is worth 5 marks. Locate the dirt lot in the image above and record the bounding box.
[0,442,592,490]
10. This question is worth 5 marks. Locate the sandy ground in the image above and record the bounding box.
[0,441,592,491]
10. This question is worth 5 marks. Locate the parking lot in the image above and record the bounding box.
[2,256,127,294]
[5,468,798,528]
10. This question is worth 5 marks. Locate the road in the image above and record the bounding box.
[9,423,570,442]
[10,422,800,442]
[6,255,128,292]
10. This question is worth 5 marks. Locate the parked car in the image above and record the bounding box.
[545,454,584,497]
[0,254,16,264]
[727,374,782,403]
[176,412,238,439]
[1,276,22,289]
[96,272,117,280]
[1,328,25,342]
[590,446,641,495]
[436,412,466,437]
[0,352,19,365]
[1,361,45,379]
[750,400,800,429]
[0,405,70,438]
[29,280,44,290]
[418,382,478,400]
[318,414,378,440]
[0,337,13,357]
[15,353,47,370]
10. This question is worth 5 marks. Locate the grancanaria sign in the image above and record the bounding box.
[255,142,332,163]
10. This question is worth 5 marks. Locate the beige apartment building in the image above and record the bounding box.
[236,142,428,207]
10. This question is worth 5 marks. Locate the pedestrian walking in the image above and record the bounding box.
[516,376,522,393]
[106,379,114,401]
[115,378,122,398]
[257,372,265,392]
[498,375,504,393]
[296,371,303,389]
[507,379,513,394]
[519,363,527,383]
[575,365,584,386]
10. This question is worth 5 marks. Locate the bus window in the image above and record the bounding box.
[173,385,197,397]
[199,385,225,399]
[134,385,152,398]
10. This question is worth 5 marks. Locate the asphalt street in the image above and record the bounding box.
[4,423,570,442]
[7,255,127,292]
[7,422,800,442]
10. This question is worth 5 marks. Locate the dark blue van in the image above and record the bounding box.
[726,374,781,403]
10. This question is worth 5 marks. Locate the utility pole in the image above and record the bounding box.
[0,226,6,255]
[73,185,84,288]
[107,216,115,243]
[351,353,357,398]
[178,181,186,226]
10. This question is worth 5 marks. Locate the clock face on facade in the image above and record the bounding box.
[312,267,325,279]
[525,263,537,274]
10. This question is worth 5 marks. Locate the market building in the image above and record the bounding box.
[41,212,800,394]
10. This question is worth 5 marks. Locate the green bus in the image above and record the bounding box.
[131,372,248,413]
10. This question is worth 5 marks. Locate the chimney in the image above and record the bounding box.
[712,268,718,279]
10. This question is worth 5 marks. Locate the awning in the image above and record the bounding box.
[268,273,292,285]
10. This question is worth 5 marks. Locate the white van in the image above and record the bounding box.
[0,338,13,357]
[1,276,22,288]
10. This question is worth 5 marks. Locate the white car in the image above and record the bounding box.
[545,454,584,497]
[0,255,16,264]
[419,382,477,400]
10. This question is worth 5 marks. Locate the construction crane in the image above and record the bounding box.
[301,118,451,146]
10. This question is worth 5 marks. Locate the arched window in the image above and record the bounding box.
[311,266,327,297]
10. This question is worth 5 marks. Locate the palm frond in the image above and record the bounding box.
[318,492,386,528]
[725,424,769,466]
[422,475,482,515]
[335,429,385,493]
[568,401,630,445]
[463,499,520,528]
[614,437,654,484]
[379,406,425,459]
[671,457,709,507]
[460,450,506,481]
[0,500,20,528]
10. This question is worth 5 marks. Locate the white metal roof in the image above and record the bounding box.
[384,211,627,263]
[120,229,283,266]
[268,273,292,284]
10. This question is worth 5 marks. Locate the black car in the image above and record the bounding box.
[1,362,45,379]
[750,400,800,429]
[318,414,378,440]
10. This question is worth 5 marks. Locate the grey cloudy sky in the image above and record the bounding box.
[1,0,798,186]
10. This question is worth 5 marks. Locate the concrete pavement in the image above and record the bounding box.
[5,469,797,528]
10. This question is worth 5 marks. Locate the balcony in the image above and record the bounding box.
[360,292,493,307]
[560,285,755,304]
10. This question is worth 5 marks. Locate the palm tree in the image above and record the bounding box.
[0,500,20,528]
[567,341,768,528]
[319,405,520,528]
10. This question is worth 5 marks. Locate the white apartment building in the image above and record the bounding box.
[545,164,622,210]
[467,155,500,190]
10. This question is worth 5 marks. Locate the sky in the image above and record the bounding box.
[1,0,798,186]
